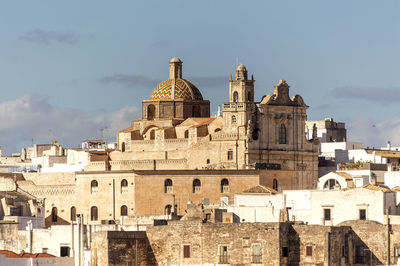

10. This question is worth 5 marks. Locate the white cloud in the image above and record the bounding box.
[0,95,138,154]
[20,29,79,45]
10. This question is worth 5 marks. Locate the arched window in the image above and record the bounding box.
[51,207,58,222]
[164,179,173,194]
[165,204,172,215]
[247,91,252,102]
[150,130,155,140]
[233,91,238,102]
[147,104,155,120]
[193,179,201,193]
[91,180,98,193]
[91,206,98,221]
[221,179,229,193]
[184,130,189,138]
[70,206,76,221]
[121,179,128,193]
[214,128,221,133]
[279,124,287,144]
[121,142,126,152]
[324,179,340,190]
[273,179,278,191]
[120,205,128,216]
[232,115,236,123]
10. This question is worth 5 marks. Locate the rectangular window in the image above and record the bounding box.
[359,209,366,220]
[324,209,331,221]
[42,248,48,254]
[252,244,262,263]
[394,247,400,257]
[205,213,211,221]
[219,246,228,263]
[183,245,190,258]
[60,246,70,257]
[282,247,288,257]
[306,246,312,256]
[227,151,233,161]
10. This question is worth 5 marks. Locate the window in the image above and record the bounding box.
[164,179,173,193]
[121,179,128,193]
[221,179,229,193]
[183,245,190,258]
[282,247,288,257]
[279,124,287,144]
[70,206,76,221]
[233,91,238,102]
[355,246,365,264]
[306,246,312,256]
[121,142,126,152]
[120,205,128,216]
[51,207,58,222]
[227,151,233,161]
[324,209,331,221]
[359,209,366,220]
[206,159,210,164]
[91,206,98,221]
[324,179,340,190]
[273,179,278,191]
[231,115,236,123]
[252,244,262,263]
[147,104,155,120]
[60,246,70,257]
[247,91,252,102]
[219,246,228,264]
[394,247,400,257]
[165,204,172,215]
[193,179,201,193]
[150,130,155,140]
[91,180,98,194]
[205,213,211,221]
[42,248,48,254]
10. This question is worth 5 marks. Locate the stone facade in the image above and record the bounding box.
[113,58,319,190]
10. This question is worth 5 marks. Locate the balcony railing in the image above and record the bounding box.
[252,255,262,264]
[219,255,229,264]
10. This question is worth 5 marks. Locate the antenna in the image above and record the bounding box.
[236,56,238,67]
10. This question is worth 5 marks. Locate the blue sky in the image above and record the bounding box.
[0,1,399,153]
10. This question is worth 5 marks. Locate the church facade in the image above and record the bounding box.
[116,58,318,190]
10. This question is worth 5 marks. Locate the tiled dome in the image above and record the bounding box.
[150,78,203,100]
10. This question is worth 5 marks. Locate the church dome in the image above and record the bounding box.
[149,58,204,100]
[150,78,204,100]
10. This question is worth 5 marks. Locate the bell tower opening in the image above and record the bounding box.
[147,104,156,120]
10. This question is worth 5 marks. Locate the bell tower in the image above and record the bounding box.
[229,64,255,103]
[223,63,256,133]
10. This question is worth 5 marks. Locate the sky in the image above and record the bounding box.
[0,1,399,154]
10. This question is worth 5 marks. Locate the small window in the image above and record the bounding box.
[221,179,229,193]
[359,209,366,220]
[279,124,287,144]
[60,246,70,257]
[121,205,128,216]
[183,245,190,258]
[219,246,228,264]
[121,142,126,152]
[70,206,76,221]
[282,247,288,257]
[42,248,48,254]
[306,246,312,256]
[51,207,58,222]
[273,179,278,191]
[184,130,189,138]
[91,180,98,194]
[232,115,236,123]
[233,91,238,102]
[193,179,201,194]
[227,151,233,161]
[205,213,211,221]
[165,204,172,215]
[206,159,210,164]
[121,179,128,193]
[164,179,173,194]
[324,208,331,221]
[394,247,400,257]
[252,244,262,263]
[91,206,98,221]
